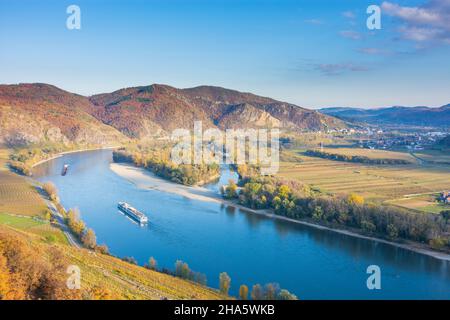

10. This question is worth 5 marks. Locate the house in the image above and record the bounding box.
[439,191,450,204]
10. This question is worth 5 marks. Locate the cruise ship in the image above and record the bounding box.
[118,202,148,224]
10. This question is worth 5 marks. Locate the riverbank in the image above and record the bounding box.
[110,163,224,203]
[32,146,121,168]
[110,162,450,262]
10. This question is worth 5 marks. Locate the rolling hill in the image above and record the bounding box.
[320,105,450,128]
[0,83,346,147]
[0,221,228,300]
[89,84,346,138]
[0,83,127,147]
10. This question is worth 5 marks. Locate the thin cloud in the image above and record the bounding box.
[339,30,362,40]
[314,63,369,76]
[381,0,450,44]
[357,47,391,55]
[304,19,324,25]
[342,11,356,19]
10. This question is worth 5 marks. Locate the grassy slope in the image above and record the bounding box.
[0,148,227,300]
[0,224,226,300]
[279,148,450,208]
[0,213,68,245]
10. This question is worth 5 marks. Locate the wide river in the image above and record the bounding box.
[34,149,450,299]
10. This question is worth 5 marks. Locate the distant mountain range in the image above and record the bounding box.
[0,83,345,146]
[320,105,450,128]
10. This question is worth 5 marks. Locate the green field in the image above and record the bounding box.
[279,149,450,210]
[0,212,68,244]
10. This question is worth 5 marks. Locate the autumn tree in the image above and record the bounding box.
[239,284,249,300]
[43,182,58,201]
[81,228,97,249]
[251,284,263,300]
[219,272,231,295]
[264,283,280,300]
[148,257,157,270]
[0,253,11,299]
[224,179,238,199]
[95,244,109,255]
[347,193,365,206]
[277,289,298,300]
[67,208,86,237]
[175,260,191,279]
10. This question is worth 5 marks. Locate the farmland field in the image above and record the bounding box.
[0,148,9,170]
[413,150,450,165]
[386,195,448,214]
[278,149,450,207]
[0,212,68,244]
[0,168,47,217]
[309,147,418,163]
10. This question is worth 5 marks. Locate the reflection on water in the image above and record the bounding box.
[34,150,450,299]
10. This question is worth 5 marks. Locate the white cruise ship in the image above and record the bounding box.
[118,202,148,224]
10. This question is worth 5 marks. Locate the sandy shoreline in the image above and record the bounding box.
[110,162,450,262]
[110,163,224,203]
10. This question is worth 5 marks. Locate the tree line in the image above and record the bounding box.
[8,161,32,176]
[137,255,297,300]
[41,182,108,253]
[305,149,411,165]
[225,176,450,251]
[113,148,220,186]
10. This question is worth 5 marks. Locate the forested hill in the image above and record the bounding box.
[0,83,346,146]
[320,105,450,127]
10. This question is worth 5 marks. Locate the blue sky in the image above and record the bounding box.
[1,0,449,108]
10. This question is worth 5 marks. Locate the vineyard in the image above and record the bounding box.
[0,224,228,299]
[0,170,47,217]
[278,149,450,205]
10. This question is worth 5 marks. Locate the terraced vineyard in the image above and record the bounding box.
[65,242,228,300]
[0,224,228,300]
[279,150,450,204]
[0,148,8,170]
[0,170,47,216]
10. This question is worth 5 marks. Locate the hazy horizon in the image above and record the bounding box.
[1,80,449,110]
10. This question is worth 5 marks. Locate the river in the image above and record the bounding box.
[33,149,450,299]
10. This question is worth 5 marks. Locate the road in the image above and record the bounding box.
[46,200,81,248]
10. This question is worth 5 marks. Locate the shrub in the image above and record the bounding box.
[8,161,32,176]
[43,182,58,201]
